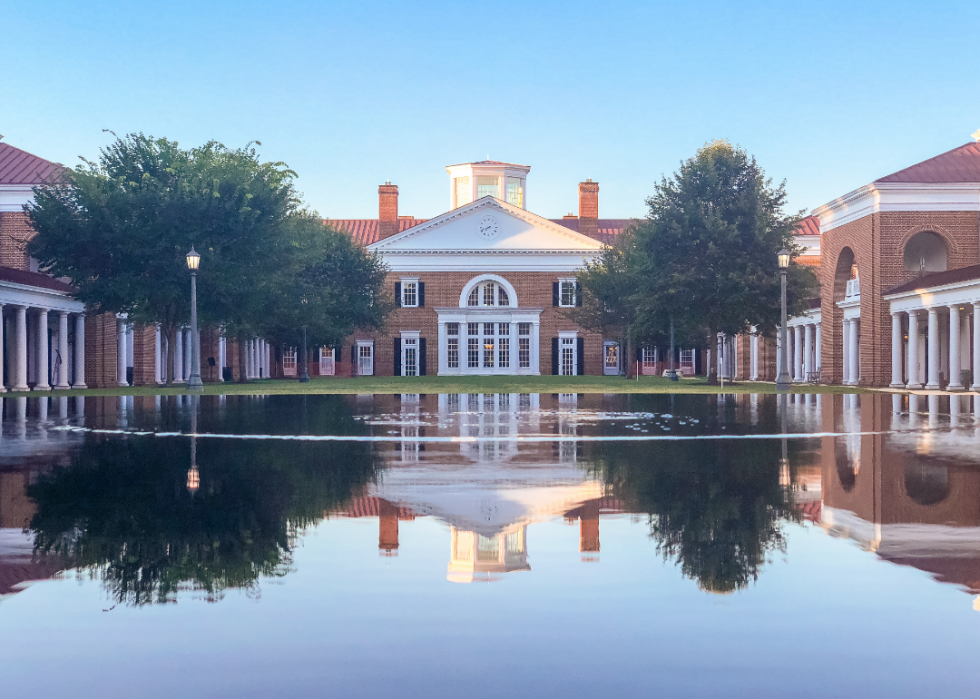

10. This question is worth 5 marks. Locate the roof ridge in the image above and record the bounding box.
[875,141,980,183]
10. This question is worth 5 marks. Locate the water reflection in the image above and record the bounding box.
[1,392,980,606]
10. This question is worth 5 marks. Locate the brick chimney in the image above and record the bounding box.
[378,182,399,240]
[578,179,599,238]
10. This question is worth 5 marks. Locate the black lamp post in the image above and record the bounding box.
[775,248,792,391]
[666,318,678,381]
[186,247,204,392]
[299,325,310,383]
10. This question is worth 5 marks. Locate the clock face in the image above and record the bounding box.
[477,215,499,240]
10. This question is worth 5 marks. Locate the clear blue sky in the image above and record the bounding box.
[3,0,977,220]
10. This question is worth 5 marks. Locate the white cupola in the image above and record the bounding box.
[446,160,531,211]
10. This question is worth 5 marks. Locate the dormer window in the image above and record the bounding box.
[446,161,530,210]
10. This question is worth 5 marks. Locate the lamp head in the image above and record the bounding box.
[186,246,201,271]
[777,248,790,269]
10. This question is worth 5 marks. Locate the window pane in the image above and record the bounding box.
[448,338,459,368]
[467,322,479,337]
[560,280,576,306]
[519,338,530,368]
[468,338,480,368]
[498,286,509,306]
[499,338,510,368]
[455,176,471,208]
[519,323,531,336]
[402,281,417,306]
[483,322,493,336]
[467,286,480,306]
[476,176,499,199]
[483,338,495,368]
[605,344,619,368]
[446,322,459,336]
[483,282,495,306]
[498,322,509,336]
[404,347,417,376]
[505,177,523,207]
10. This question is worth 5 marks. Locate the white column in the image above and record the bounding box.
[907,311,920,389]
[73,314,86,388]
[794,326,803,382]
[0,303,5,393]
[154,325,162,383]
[841,318,848,384]
[750,327,759,381]
[926,307,940,389]
[948,305,963,390]
[803,324,813,380]
[14,306,29,392]
[117,318,128,386]
[244,338,252,379]
[183,327,192,381]
[847,318,860,385]
[218,336,225,381]
[254,338,260,378]
[890,312,904,388]
[34,309,50,391]
[815,322,822,375]
[174,328,184,382]
[55,312,70,388]
[973,302,980,392]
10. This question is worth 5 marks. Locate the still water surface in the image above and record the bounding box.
[1,392,979,698]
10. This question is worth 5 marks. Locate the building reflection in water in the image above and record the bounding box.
[4,391,980,602]
[804,393,980,607]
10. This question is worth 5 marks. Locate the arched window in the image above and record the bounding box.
[460,275,518,308]
[904,231,948,274]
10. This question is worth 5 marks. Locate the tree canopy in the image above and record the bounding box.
[27,133,390,382]
[571,140,817,367]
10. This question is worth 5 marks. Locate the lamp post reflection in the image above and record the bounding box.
[186,394,200,494]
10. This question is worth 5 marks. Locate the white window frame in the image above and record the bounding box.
[559,331,578,376]
[282,347,297,376]
[558,278,577,308]
[357,341,374,377]
[319,346,335,376]
[401,331,420,377]
[400,277,419,308]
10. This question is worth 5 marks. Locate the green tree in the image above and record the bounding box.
[27,133,297,385]
[574,141,816,379]
[259,211,392,372]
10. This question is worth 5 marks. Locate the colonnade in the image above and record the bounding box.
[890,302,980,391]
[1,303,85,392]
[244,337,270,379]
[789,320,822,383]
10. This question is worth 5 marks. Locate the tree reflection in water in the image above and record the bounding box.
[28,434,380,606]
[591,437,800,594]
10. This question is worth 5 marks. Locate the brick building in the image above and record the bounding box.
[812,141,980,389]
[323,160,643,378]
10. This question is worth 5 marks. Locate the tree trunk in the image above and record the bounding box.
[237,335,248,383]
[706,327,719,385]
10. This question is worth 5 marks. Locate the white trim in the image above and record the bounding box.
[0,185,35,212]
[458,274,518,308]
[813,182,980,233]
[0,280,84,314]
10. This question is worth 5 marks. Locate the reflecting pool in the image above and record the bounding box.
[1,392,980,697]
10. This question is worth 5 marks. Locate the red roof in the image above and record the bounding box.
[337,496,418,519]
[0,266,76,293]
[327,217,428,246]
[884,264,980,296]
[329,216,634,247]
[0,142,63,185]
[876,142,980,184]
[795,215,820,236]
[446,160,530,168]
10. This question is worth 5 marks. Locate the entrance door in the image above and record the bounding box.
[560,337,576,376]
[357,342,374,376]
[319,347,335,376]
[402,338,418,376]
[603,340,620,375]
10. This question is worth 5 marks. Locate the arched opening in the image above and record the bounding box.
[904,461,950,506]
[904,231,948,275]
[458,274,518,308]
[833,247,856,302]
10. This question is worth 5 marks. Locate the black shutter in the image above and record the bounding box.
[418,282,425,308]
[394,338,402,376]
[552,282,559,307]
[576,337,585,376]
[575,282,583,307]
[351,344,357,376]
[695,348,703,375]
[419,338,427,375]
[395,282,402,307]
[552,338,559,375]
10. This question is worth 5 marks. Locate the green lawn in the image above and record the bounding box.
[4,375,875,398]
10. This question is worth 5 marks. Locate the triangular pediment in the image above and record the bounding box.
[367,198,604,253]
